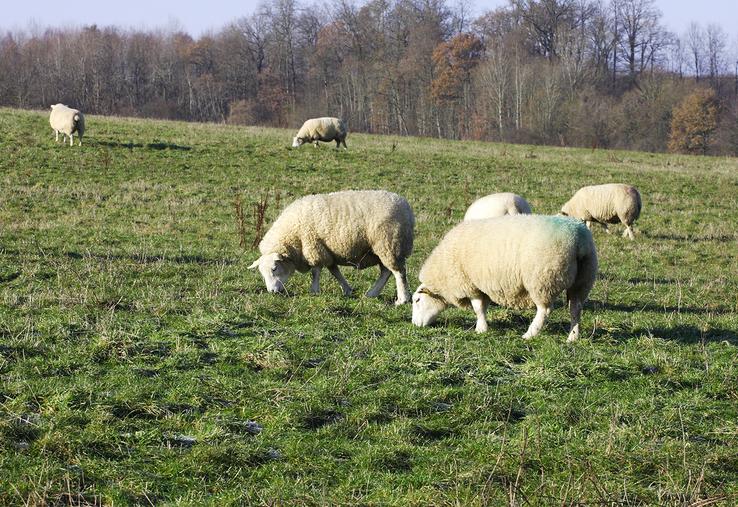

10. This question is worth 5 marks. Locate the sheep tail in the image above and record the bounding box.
[73,114,80,123]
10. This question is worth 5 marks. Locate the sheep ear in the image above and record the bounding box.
[248,258,261,269]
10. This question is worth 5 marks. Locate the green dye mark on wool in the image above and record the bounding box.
[541,215,589,242]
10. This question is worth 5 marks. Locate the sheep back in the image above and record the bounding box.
[419,215,596,309]
[49,104,84,136]
[259,190,414,272]
[464,193,532,220]
[562,183,641,225]
[296,117,347,143]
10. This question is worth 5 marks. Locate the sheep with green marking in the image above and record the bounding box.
[49,104,85,146]
[411,215,597,342]
[560,183,642,240]
[292,117,348,149]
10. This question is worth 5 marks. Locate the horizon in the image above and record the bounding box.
[3,0,738,43]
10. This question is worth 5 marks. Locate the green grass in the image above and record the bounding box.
[0,107,736,505]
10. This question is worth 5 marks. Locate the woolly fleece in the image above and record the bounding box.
[293,117,347,148]
[414,215,597,339]
[254,190,414,302]
[464,192,532,220]
[49,103,85,146]
[561,183,642,239]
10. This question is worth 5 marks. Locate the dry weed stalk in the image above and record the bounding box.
[252,192,270,248]
[234,193,247,249]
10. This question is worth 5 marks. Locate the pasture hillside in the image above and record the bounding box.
[0,108,736,505]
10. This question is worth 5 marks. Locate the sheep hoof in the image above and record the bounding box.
[522,332,533,340]
[395,297,408,305]
[566,333,578,343]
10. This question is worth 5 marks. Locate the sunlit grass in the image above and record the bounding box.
[0,107,736,505]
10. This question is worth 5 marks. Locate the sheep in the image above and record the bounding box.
[248,190,414,304]
[463,192,532,221]
[411,215,598,342]
[560,183,642,240]
[49,104,85,146]
[292,117,348,149]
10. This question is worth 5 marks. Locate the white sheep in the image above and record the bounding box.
[249,190,414,304]
[49,104,85,146]
[463,192,532,221]
[292,117,348,149]
[411,215,598,342]
[560,183,642,240]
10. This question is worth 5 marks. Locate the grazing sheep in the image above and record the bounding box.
[411,215,598,342]
[49,104,85,146]
[249,190,414,304]
[292,117,348,149]
[464,193,532,221]
[561,183,642,240]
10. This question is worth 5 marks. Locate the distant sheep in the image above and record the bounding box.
[561,183,642,240]
[49,104,85,146]
[412,215,598,342]
[464,193,532,221]
[249,190,414,304]
[292,117,347,149]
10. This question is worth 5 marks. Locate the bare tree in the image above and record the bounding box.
[706,23,727,89]
[615,0,668,79]
[685,22,705,81]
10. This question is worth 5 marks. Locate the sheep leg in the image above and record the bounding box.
[390,267,410,305]
[366,265,391,298]
[470,297,489,333]
[566,298,583,342]
[69,133,74,147]
[327,265,353,296]
[622,225,635,240]
[585,220,592,230]
[310,267,321,294]
[602,223,611,234]
[335,139,341,149]
[55,130,59,143]
[522,303,550,339]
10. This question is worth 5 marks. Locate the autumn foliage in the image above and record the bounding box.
[431,34,483,103]
[668,88,719,155]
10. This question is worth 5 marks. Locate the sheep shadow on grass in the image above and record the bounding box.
[643,232,737,243]
[590,299,733,316]
[598,273,682,285]
[59,250,235,266]
[604,324,737,345]
[94,140,192,151]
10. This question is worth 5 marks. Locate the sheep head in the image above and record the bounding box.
[248,252,296,294]
[411,284,447,327]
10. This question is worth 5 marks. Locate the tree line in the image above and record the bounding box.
[1,0,736,154]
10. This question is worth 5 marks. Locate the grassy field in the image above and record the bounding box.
[0,107,736,506]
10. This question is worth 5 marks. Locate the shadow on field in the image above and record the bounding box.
[96,140,191,151]
[598,273,680,285]
[590,299,733,316]
[62,250,235,265]
[644,232,737,243]
[606,324,737,345]
[97,140,143,149]
[147,142,191,151]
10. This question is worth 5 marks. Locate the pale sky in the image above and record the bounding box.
[2,0,737,38]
